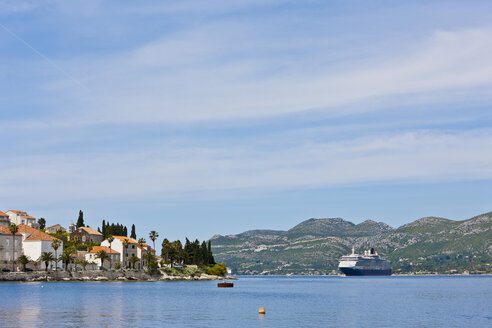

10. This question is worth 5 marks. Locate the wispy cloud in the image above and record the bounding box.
[2,128,492,205]
[36,24,492,125]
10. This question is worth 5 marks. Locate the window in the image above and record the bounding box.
[5,239,9,246]
[132,245,135,248]
[22,220,25,224]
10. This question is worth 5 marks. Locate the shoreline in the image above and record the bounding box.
[0,270,235,282]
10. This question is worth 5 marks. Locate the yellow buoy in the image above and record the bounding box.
[258,307,266,314]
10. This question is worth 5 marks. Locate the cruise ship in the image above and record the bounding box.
[338,247,391,276]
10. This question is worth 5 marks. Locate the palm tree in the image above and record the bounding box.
[122,238,130,269]
[107,235,115,269]
[149,231,159,253]
[17,254,30,272]
[8,224,18,271]
[137,238,146,269]
[39,252,54,271]
[51,240,61,271]
[129,255,139,269]
[61,250,72,271]
[78,259,90,271]
[95,250,109,269]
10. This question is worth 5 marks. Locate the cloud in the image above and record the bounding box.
[35,23,492,125]
[2,128,492,205]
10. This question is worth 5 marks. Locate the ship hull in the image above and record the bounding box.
[339,268,392,276]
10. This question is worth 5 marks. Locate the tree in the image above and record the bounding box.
[200,241,208,265]
[78,259,90,271]
[161,238,171,263]
[122,238,130,268]
[17,254,30,272]
[129,255,139,269]
[51,240,61,270]
[61,250,73,271]
[8,224,18,271]
[137,238,146,269]
[76,210,85,228]
[123,226,128,237]
[102,219,106,237]
[40,252,54,271]
[96,250,109,269]
[107,235,115,269]
[130,224,136,239]
[206,263,227,276]
[207,240,215,265]
[38,218,46,230]
[149,231,159,252]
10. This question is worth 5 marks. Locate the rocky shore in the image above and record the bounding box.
[0,270,232,282]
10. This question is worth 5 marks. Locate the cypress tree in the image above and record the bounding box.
[207,240,215,265]
[76,210,85,228]
[102,220,106,237]
[124,226,128,237]
[200,241,208,265]
[130,224,136,239]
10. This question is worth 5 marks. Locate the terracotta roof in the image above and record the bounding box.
[0,225,21,235]
[25,215,36,220]
[0,211,8,217]
[113,236,138,244]
[137,243,155,252]
[88,246,119,254]
[18,224,62,242]
[77,227,102,236]
[8,210,27,215]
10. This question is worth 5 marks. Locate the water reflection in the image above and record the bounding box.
[0,277,491,327]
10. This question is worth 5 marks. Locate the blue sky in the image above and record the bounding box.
[1,0,492,242]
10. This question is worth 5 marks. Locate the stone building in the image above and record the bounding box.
[0,211,10,227]
[70,227,104,244]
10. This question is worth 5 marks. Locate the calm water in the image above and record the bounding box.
[0,276,490,327]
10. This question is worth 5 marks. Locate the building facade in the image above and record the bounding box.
[85,246,120,269]
[0,211,10,227]
[70,227,104,244]
[0,225,22,267]
[45,224,66,234]
[18,225,63,270]
[6,210,38,228]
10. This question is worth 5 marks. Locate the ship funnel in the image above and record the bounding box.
[370,248,375,254]
[351,246,355,255]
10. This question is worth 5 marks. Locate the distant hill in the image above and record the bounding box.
[211,212,492,275]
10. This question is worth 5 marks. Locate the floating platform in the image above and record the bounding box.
[217,282,234,288]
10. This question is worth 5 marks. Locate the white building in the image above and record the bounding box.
[6,210,38,228]
[101,236,155,269]
[18,224,63,270]
[85,246,120,269]
[101,236,138,268]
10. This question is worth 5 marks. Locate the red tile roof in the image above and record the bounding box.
[0,225,21,235]
[88,246,119,254]
[18,224,62,242]
[0,211,8,217]
[113,236,137,244]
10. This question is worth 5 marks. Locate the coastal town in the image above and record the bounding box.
[0,209,227,281]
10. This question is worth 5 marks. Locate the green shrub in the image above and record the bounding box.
[206,263,227,276]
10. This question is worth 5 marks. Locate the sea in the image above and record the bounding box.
[0,276,490,327]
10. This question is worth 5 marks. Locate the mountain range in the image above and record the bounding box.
[210,212,492,275]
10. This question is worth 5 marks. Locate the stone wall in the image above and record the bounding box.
[0,270,227,282]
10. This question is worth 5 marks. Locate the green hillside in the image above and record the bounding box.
[211,212,492,275]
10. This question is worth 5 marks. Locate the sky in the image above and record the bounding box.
[1,0,492,242]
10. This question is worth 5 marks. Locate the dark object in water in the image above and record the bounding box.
[217,282,234,288]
